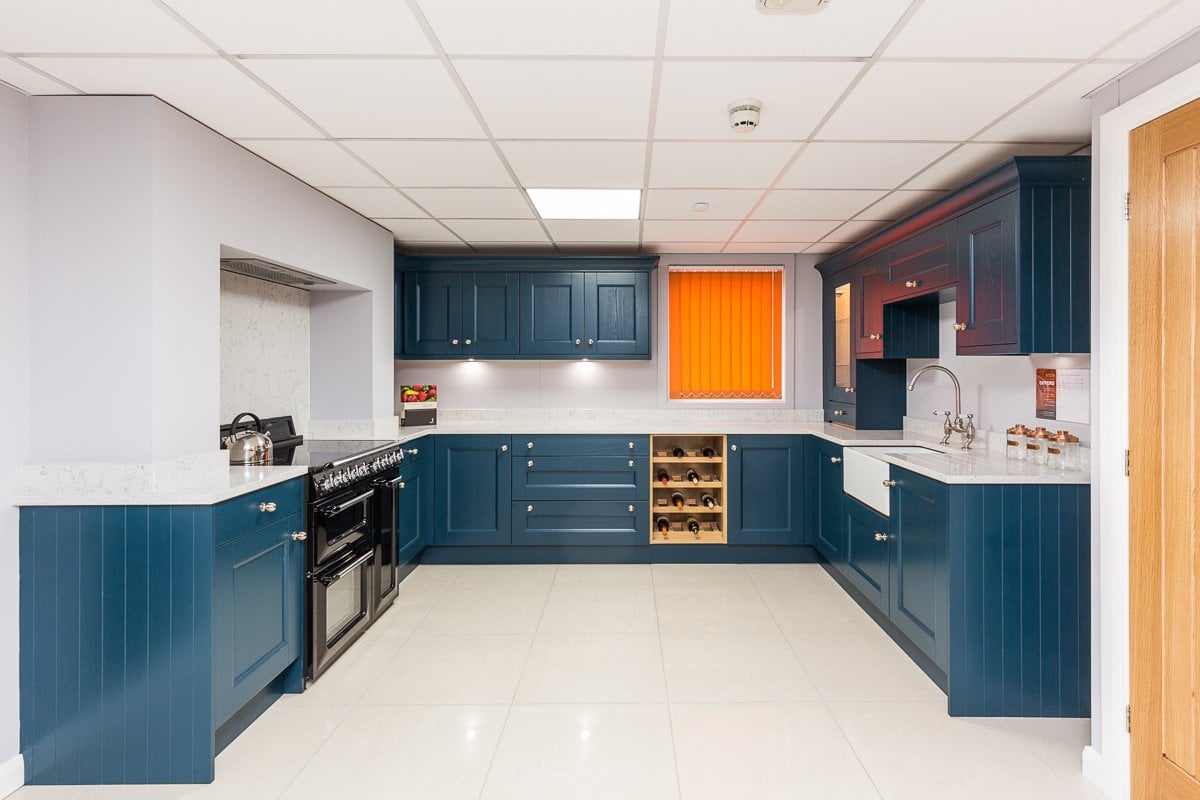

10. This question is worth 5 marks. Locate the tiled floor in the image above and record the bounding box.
[12,564,1105,800]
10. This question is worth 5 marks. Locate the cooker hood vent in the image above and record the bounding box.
[219,257,334,288]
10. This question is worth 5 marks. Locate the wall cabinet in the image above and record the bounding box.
[882,223,955,303]
[433,434,512,545]
[726,435,805,546]
[520,271,650,357]
[853,259,885,358]
[403,271,519,357]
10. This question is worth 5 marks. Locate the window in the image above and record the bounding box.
[667,268,784,400]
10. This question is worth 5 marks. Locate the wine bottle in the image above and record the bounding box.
[701,492,716,509]
[700,445,715,458]
[670,491,685,509]
[656,516,671,534]
[657,468,671,485]
[671,446,686,458]
[685,516,701,534]
[685,468,701,485]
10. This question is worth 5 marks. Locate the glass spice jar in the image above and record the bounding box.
[1027,427,1051,466]
[1006,424,1029,460]
[1046,431,1067,470]
[1058,431,1080,470]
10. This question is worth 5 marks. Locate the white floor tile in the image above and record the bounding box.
[754,578,884,635]
[553,564,653,585]
[827,701,1083,800]
[451,564,558,589]
[671,702,881,800]
[515,633,667,704]
[365,633,533,705]
[787,633,946,702]
[481,704,679,800]
[280,705,508,800]
[654,580,780,635]
[1003,718,1108,800]
[418,584,551,635]
[652,563,756,591]
[279,627,411,707]
[538,580,658,634]
[660,633,820,703]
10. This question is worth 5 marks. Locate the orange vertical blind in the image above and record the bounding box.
[668,269,783,399]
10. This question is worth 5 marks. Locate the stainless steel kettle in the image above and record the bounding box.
[223,412,273,466]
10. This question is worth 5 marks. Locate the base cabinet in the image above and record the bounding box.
[513,500,648,545]
[844,497,891,610]
[397,451,432,564]
[808,437,846,564]
[889,469,949,669]
[726,435,805,545]
[434,435,512,546]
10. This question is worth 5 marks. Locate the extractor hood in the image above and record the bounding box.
[219,257,335,289]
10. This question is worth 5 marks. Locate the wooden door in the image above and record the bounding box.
[1129,96,1200,800]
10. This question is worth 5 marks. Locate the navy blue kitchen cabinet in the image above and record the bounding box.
[403,271,519,357]
[514,454,647,501]
[397,447,432,565]
[434,434,512,546]
[889,467,949,671]
[882,222,955,303]
[512,500,648,545]
[19,478,306,785]
[519,271,585,355]
[521,271,651,358]
[843,496,891,610]
[853,258,885,358]
[726,435,805,545]
[807,437,846,565]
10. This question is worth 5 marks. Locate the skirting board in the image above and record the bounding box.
[0,754,24,798]
[1081,746,1108,798]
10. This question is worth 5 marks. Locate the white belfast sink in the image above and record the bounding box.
[842,446,942,516]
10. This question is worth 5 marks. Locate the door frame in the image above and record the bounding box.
[1092,60,1200,800]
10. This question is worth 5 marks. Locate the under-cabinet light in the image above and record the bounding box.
[527,188,640,220]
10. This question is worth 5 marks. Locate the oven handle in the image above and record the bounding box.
[314,550,373,587]
[373,475,405,489]
[318,489,375,517]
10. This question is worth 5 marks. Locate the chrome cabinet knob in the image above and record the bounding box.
[628,460,635,468]
[905,280,920,288]
[628,441,635,449]
[830,456,842,463]
[588,338,595,346]
[500,444,508,452]
[527,459,534,468]
[834,410,846,417]
[882,479,897,487]
[575,338,581,346]
[452,338,460,345]
[527,504,534,513]
[259,502,277,513]
[398,481,406,490]
[527,441,534,449]
[868,333,881,340]
[465,338,472,345]
[874,532,889,542]
[730,444,738,451]
[291,531,307,541]
[404,448,419,456]
[953,322,967,332]
[628,505,635,513]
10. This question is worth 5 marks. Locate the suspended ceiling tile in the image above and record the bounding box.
[885,0,1172,59]
[665,0,913,57]
[804,242,850,254]
[0,0,211,53]
[778,141,955,190]
[443,219,550,243]
[544,220,641,242]
[722,242,814,254]
[159,0,434,55]
[318,187,425,217]
[980,62,1135,142]
[499,141,646,189]
[820,61,1072,141]
[654,60,859,140]
[1102,4,1200,59]
[645,189,764,220]
[454,59,654,139]
[753,189,887,220]
[238,139,385,187]
[854,190,947,221]
[26,57,320,137]
[469,242,558,253]
[903,142,1081,191]
[821,219,887,243]
[242,58,483,138]
[554,240,643,252]
[376,218,461,242]
[640,241,729,254]
[648,141,799,189]
[344,140,514,187]
[402,188,534,219]
[0,57,74,93]
[419,0,659,57]
[734,220,840,242]
[642,219,740,242]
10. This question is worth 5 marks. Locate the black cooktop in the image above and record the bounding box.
[284,440,397,469]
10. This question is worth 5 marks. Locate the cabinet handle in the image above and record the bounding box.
[527,441,534,449]
[874,532,889,542]
[628,460,635,468]
[834,410,846,417]
[882,479,896,488]
[730,444,737,452]
[575,338,581,346]
[830,456,842,463]
[465,338,472,345]
[588,338,595,346]
[905,280,920,289]
[404,448,420,456]
[527,459,534,468]
[843,386,856,394]
[868,333,881,340]
[452,338,460,345]
[397,481,406,490]
[628,441,635,449]
[259,502,277,513]
[628,505,635,513]
[953,322,967,332]
[291,531,307,541]
[527,504,534,513]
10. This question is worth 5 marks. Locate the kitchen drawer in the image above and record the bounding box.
[514,455,647,500]
[516,434,649,456]
[882,224,955,303]
[512,500,648,546]
[215,479,304,547]
[824,399,856,427]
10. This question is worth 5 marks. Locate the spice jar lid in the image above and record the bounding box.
[1054,430,1071,442]
[1035,428,1053,439]
[1008,424,1029,435]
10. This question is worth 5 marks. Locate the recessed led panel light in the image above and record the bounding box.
[527,188,641,220]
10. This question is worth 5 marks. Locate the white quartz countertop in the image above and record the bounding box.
[14,464,310,507]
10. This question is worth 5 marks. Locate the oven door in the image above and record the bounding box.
[308,543,374,681]
[371,471,403,615]
[311,485,373,565]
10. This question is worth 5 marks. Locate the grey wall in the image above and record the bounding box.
[0,83,29,783]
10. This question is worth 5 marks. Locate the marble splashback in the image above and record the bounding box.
[307,416,401,440]
[437,408,824,427]
[220,272,310,434]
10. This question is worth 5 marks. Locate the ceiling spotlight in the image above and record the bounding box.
[728,98,762,134]
[692,202,710,213]
[756,0,831,13]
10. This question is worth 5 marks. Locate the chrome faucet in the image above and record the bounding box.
[907,365,975,450]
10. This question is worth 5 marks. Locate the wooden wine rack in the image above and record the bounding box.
[649,434,726,544]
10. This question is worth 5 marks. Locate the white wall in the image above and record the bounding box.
[907,301,1091,446]
[219,272,311,434]
[25,95,394,464]
[0,83,29,791]
[394,254,824,411]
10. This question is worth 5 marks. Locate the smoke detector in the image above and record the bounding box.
[757,0,831,13]
[727,98,762,134]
